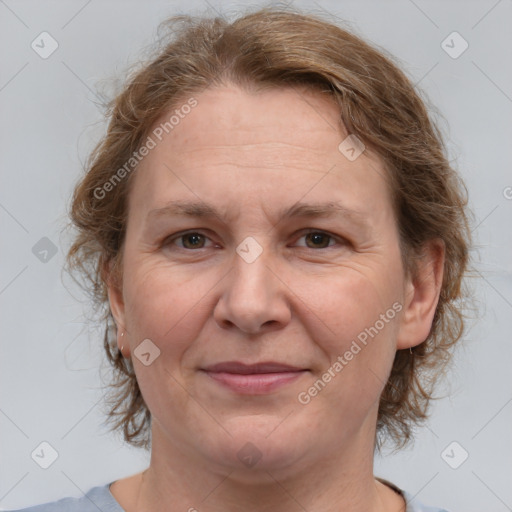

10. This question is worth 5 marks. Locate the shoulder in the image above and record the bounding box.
[377,477,451,512]
[401,489,452,512]
[4,482,124,512]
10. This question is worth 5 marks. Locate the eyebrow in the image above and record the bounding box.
[145,200,370,229]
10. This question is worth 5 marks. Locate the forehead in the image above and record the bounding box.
[128,84,391,220]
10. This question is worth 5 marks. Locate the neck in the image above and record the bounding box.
[129,421,404,512]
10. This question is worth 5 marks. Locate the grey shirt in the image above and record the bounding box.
[5,481,450,511]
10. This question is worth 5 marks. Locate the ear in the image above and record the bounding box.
[103,257,127,353]
[396,239,445,350]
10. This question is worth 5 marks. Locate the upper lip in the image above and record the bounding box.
[202,361,306,374]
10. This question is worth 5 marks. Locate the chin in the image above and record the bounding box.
[202,415,311,479]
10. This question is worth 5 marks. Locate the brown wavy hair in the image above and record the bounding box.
[65,5,472,451]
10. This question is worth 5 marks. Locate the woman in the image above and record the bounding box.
[10,6,470,512]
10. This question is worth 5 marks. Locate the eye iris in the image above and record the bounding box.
[306,232,330,248]
[183,233,204,249]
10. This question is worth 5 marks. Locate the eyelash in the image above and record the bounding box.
[163,229,346,251]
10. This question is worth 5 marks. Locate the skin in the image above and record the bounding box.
[107,84,444,512]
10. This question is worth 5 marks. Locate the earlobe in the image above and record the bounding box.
[396,240,445,350]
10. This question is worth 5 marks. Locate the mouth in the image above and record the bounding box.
[200,361,309,395]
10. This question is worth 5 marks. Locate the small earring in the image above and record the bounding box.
[409,347,413,354]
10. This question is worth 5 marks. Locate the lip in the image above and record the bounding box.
[200,361,308,395]
[203,361,305,374]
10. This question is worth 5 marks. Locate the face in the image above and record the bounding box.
[110,84,412,478]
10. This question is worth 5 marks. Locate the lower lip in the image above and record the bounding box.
[202,371,306,394]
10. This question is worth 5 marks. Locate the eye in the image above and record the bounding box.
[293,230,341,249]
[165,231,214,250]
[163,229,345,251]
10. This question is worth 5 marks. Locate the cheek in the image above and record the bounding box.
[122,257,213,353]
[121,261,211,428]
[303,265,401,352]
[295,265,401,409]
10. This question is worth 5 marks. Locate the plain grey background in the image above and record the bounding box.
[1,0,511,510]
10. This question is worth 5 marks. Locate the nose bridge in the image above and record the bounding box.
[214,235,290,333]
[233,238,271,296]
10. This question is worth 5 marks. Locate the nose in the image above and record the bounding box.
[213,245,292,335]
